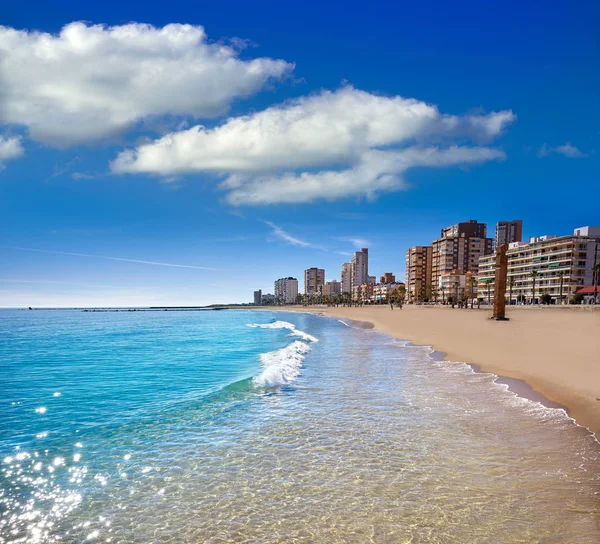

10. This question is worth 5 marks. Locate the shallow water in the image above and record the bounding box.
[1,309,598,543]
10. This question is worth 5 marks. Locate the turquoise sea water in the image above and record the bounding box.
[1,309,599,543]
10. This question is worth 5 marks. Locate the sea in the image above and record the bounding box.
[0,308,598,543]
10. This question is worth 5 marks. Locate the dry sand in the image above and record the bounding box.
[275,305,600,436]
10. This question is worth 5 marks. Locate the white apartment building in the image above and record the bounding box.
[477,226,600,304]
[373,282,405,303]
[437,271,478,302]
[274,277,299,304]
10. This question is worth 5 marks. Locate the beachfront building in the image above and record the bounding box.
[341,262,352,295]
[253,289,262,305]
[304,268,325,296]
[574,286,600,304]
[373,281,405,303]
[274,277,299,304]
[437,270,478,303]
[261,293,276,305]
[350,248,369,291]
[477,226,600,304]
[380,272,396,283]
[352,282,375,303]
[496,220,523,247]
[323,280,341,297]
[405,246,432,301]
[431,220,494,285]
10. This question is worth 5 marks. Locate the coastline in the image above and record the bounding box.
[267,305,600,437]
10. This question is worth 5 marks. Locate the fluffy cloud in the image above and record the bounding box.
[0,22,292,146]
[222,147,505,205]
[0,136,25,167]
[537,142,587,159]
[112,86,514,175]
[110,86,513,204]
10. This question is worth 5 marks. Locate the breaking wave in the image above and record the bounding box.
[247,320,318,343]
[248,321,318,387]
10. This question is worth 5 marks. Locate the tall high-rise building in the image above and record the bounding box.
[431,220,493,283]
[304,268,325,296]
[341,262,353,294]
[440,220,488,239]
[405,246,433,301]
[350,248,369,290]
[253,289,262,306]
[496,220,523,247]
[274,277,298,304]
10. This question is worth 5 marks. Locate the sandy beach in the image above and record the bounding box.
[273,305,600,436]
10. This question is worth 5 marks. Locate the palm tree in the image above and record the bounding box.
[453,281,460,308]
[430,284,438,304]
[399,285,406,306]
[557,271,565,305]
[483,279,493,306]
[468,277,477,309]
[440,286,446,305]
[530,270,539,304]
[508,277,515,306]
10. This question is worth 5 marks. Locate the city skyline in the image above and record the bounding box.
[1,1,599,307]
[260,218,599,305]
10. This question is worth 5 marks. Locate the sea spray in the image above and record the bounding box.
[253,340,312,387]
[247,320,319,343]
[248,321,318,387]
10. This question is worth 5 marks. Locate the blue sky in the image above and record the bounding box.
[1,0,599,307]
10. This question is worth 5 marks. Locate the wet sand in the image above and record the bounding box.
[274,305,600,437]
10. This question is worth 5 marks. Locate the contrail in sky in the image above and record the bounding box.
[1,246,219,271]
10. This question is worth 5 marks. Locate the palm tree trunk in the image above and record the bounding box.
[559,276,563,305]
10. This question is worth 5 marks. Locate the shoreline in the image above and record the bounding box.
[338,320,568,412]
[268,305,600,437]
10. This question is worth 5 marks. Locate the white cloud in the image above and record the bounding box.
[264,221,323,249]
[0,136,25,167]
[111,86,513,204]
[537,142,587,158]
[335,237,370,249]
[2,245,219,270]
[72,172,97,180]
[112,86,514,175]
[0,22,292,146]
[223,146,505,205]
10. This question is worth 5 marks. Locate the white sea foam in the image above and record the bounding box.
[249,321,318,387]
[247,320,318,343]
[253,340,312,388]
